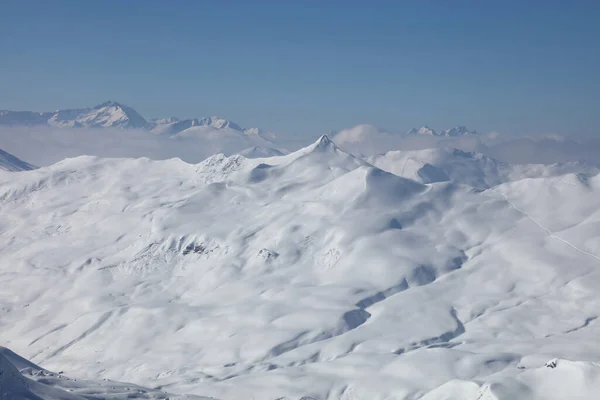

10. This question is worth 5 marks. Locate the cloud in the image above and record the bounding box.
[1,124,599,168]
[332,125,600,165]
[0,126,291,166]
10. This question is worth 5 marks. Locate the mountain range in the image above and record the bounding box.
[0,102,479,140]
[0,101,273,140]
[405,125,477,137]
[2,135,600,399]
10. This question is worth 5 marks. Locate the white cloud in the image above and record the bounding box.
[0,126,290,166]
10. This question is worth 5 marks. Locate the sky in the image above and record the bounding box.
[1,0,599,136]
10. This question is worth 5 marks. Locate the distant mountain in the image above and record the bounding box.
[0,148,37,171]
[151,116,245,135]
[0,101,148,129]
[0,101,272,140]
[333,124,481,156]
[52,101,150,129]
[405,125,478,137]
[406,125,438,136]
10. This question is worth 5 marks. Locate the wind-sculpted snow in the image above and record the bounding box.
[2,136,600,399]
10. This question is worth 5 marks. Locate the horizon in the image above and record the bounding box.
[0,98,485,135]
[1,1,599,136]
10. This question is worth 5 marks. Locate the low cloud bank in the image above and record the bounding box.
[0,126,286,166]
[1,124,599,167]
[333,125,600,165]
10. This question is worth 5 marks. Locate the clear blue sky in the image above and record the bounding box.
[1,1,599,136]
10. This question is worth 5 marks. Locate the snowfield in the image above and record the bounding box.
[2,136,600,399]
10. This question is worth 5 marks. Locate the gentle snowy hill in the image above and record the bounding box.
[151,117,243,136]
[2,136,600,399]
[366,147,598,189]
[0,148,37,171]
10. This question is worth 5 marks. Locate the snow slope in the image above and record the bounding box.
[0,148,37,171]
[2,136,600,399]
[367,147,598,189]
[0,346,214,399]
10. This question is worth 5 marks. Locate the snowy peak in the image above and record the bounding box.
[282,133,368,171]
[406,125,477,137]
[0,101,149,129]
[0,103,263,136]
[407,125,438,136]
[82,101,149,129]
[208,116,243,131]
[309,134,337,152]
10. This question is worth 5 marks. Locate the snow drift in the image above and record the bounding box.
[2,136,600,399]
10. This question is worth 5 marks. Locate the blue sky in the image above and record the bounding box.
[1,1,599,135]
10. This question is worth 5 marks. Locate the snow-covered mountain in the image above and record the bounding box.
[151,117,243,135]
[405,125,478,137]
[406,125,438,136]
[0,102,149,129]
[0,110,53,126]
[3,135,600,399]
[0,148,37,171]
[0,102,272,140]
[48,101,150,129]
[366,147,598,189]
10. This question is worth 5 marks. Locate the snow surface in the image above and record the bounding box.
[0,346,214,399]
[2,136,600,399]
[367,147,598,189]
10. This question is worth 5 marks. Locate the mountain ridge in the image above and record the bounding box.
[0,101,269,139]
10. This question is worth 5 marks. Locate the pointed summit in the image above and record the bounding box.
[309,134,337,152]
[406,126,438,136]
